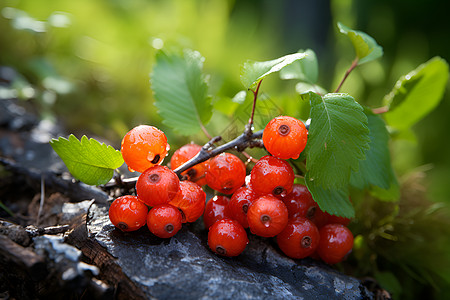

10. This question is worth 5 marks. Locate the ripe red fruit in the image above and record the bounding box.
[109,195,148,232]
[282,184,328,228]
[147,204,182,238]
[226,186,257,228]
[203,196,231,229]
[247,195,289,237]
[205,153,246,194]
[121,125,169,173]
[169,180,206,223]
[277,217,320,259]
[250,155,294,198]
[136,165,180,207]
[262,115,307,160]
[208,219,248,257]
[317,223,354,265]
[170,143,208,186]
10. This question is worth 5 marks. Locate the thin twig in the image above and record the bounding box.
[173,130,263,179]
[334,58,359,93]
[372,106,389,114]
[247,79,263,134]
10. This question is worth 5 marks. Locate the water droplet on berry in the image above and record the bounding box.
[128,166,135,172]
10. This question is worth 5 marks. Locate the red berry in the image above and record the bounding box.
[136,165,180,207]
[282,184,328,228]
[247,195,289,237]
[262,115,307,160]
[317,223,354,265]
[208,219,248,257]
[147,204,182,238]
[250,155,294,198]
[170,143,208,186]
[109,195,148,232]
[277,217,320,259]
[121,125,169,173]
[226,186,257,228]
[169,180,206,223]
[203,196,231,229]
[205,153,246,194]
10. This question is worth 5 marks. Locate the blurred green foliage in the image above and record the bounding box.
[1,0,450,299]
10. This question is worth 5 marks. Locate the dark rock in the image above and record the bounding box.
[88,203,373,300]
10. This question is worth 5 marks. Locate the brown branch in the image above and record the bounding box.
[334,58,359,93]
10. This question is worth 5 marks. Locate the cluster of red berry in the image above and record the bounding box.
[108,116,354,265]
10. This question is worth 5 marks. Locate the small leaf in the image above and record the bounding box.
[50,135,124,185]
[350,110,399,201]
[240,52,307,89]
[305,92,370,190]
[338,22,383,65]
[305,176,354,218]
[383,57,449,131]
[151,49,212,135]
[295,82,328,95]
[279,49,318,83]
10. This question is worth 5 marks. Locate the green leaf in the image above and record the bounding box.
[338,22,383,65]
[279,49,318,83]
[383,57,449,131]
[305,176,354,218]
[151,49,212,135]
[240,52,307,89]
[295,82,328,95]
[350,110,399,201]
[305,92,370,190]
[50,135,124,185]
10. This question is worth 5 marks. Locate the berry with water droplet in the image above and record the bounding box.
[203,195,231,229]
[208,219,248,257]
[226,186,257,228]
[109,195,148,232]
[205,153,246,194]
[169,180,206,223]
[277,217,320,259]
[147,204,182,238]
[247,195,289,237]
[250,155,294,198]
[317,223,354,264]
[262,115,307,160]
[136,165,180,207]
[121,125,169,173]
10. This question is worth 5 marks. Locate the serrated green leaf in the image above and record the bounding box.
[350,110,399,201]
[305,176,355,218]
[50,135,123,185]
[305,92,370,190]
[279,49,318,83]
[383,57,449,131]
[151,49,212,135]
[240,52,307,89]
[338,22,383,65]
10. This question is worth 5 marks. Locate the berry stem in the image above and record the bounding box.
[334,58,358,93]
[246,79,263,136]
[173,130,263,179]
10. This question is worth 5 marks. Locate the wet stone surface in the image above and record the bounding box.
[88,203,372,300]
